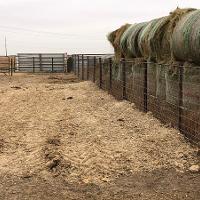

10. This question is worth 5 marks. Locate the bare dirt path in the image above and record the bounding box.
[0,73,199,200]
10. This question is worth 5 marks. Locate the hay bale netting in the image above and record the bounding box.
[128,22,149,58]
[107,24,131,61]
[165,63,181,106]
[147,59,157,97]
[183,62,200,110]
[148,16,171,62]
[156,63,166,100]
[172,9,200,65]
[120,24,137,58]
[138,18,161,59]
[120,22,148,59]
[138,8,195,62]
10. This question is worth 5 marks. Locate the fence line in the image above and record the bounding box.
[0,55,70,75]
[72,54,200,146]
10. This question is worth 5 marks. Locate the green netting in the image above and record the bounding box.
[172,10,200,64]
[127,22,148,58]
[120,22,148,59]
[183,62,200,110]
[138,18,161,59]
[148,17,171,62]
[166,65,179,106]
[107,24,131,61]
[120,24,137,58]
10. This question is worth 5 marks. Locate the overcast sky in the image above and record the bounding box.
[0,0,200,55]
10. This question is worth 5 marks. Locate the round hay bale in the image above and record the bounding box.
[120,24,137,58]
[138,8,195,62]
[148,16,171,62]
[138,18,161,59]
[107,24,131,61]
[172,9,200,64]
[183,62,200,110]
[127,22,148,58]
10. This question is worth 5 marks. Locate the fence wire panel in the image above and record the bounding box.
[72,54,200,146]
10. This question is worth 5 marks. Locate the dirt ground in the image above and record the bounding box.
[0,73,199,200]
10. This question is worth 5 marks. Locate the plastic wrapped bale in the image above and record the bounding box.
[183,62,200,111]
[107,24,131,61]
[165,64,180,106]
[172,9,200,64]
[156,64,166,100]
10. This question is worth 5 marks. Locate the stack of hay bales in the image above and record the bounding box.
[107,7,200,111]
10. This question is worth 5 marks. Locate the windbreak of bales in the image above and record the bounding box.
[107,7,200,113]
[107,7,196,63]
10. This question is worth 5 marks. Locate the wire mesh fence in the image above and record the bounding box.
[72,54,200,146]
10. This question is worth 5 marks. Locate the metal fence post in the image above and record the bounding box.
[10,58,13,76]
[93,56,96,83]
[82,54,84,80]
[13,57,16,72]
[51,57,54,72]
[74,55,76,75]
[144,62,148,112]
[33,57,35,73]
[77,55,80,78]
[99,57,102,89]
[87,56,89,80]
[178,65,183,131]
[39,54,42,71]
[11,58,14,76]
[122,59,127,99]
[109,58,112,92]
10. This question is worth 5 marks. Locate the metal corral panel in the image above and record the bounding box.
[17,53,66,72]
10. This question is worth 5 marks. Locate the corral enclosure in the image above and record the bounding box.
[17,53,67,72]
[0,7,200,199]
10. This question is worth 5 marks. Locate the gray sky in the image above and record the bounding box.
[0,0,200,55]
